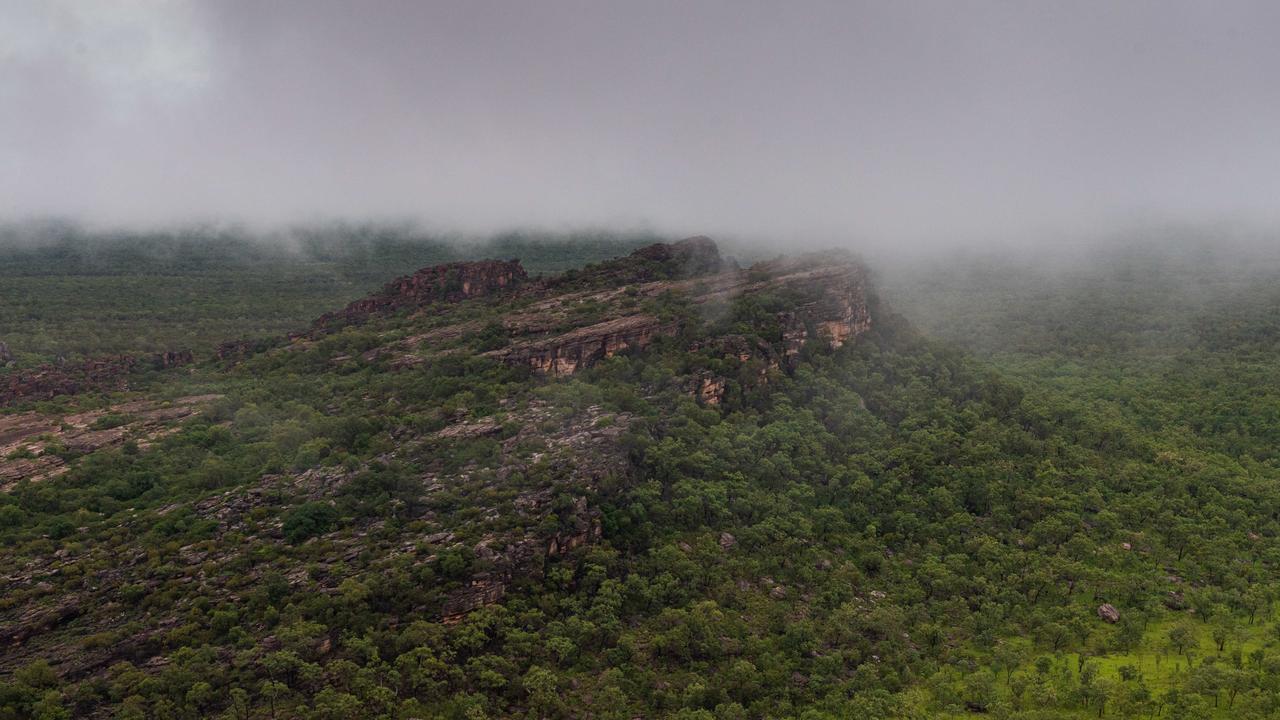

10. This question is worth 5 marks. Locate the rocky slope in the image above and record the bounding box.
[0,394,221,491]
[311,259,528,334]
[0,351,193,408]
[0,237,877,693]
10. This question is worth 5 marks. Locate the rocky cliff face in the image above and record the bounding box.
[304,238,870,384]
[491,245,873,379]
[313,258,527,333]
[496,315,682,376]
[796,265,874,350]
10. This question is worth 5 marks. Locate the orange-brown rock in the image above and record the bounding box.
[546,496,604,557]
[753,258,873,354]
[497,314,681,376]
[694,372,729,405]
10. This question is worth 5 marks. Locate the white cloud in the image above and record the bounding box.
[0,0,211,115]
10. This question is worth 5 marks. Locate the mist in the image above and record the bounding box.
[4,0,1280,248]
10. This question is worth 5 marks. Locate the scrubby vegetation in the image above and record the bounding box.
[0,224,657,364]
[3,231,1280,719]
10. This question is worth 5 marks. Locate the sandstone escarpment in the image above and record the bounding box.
[313,258,527,332]
[295,238,871,385]
[793,264,873,350]
[496,314,682,376]
[488,245,871,379]
[0,356,136,406]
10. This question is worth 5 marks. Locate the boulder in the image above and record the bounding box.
[1097,603,1120,623]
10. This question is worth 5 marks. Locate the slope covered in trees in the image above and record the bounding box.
[2,234,1280,719]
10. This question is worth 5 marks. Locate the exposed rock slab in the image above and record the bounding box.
[496,315,681,376]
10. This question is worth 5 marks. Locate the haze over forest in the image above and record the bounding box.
[4,0,1280,247]
[13,4,1280,720]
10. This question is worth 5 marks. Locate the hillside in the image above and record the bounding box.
[3,238,1280,719]
[0,227,661,365]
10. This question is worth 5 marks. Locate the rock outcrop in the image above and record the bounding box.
[496,315,681,376]
[153,349,194,370]
[0,394,222,490]
[314,259,527,332]
[629,235,726,278]
[753,258,874,356]
[441,580,507,624]
[0,341,12,365]
[1,356,138,407]
[0,351,197,407]
[551,235,729,288]
[694,372,729,405]
[493,246,871,379]
[1097,603,1120,623]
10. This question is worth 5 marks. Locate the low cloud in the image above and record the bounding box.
[3,1,1279,248]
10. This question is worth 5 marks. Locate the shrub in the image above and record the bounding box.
[282,502,339,544]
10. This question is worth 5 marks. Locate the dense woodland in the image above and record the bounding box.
[3,228,1280,719]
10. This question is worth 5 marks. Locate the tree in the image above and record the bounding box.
[227,688,251,720]
[1210,621,1235,653]
[522,666,562,717]
[1168,624,1195,662]
[260,680,290,720]
[32,691,70,720]
[282,502,339,543]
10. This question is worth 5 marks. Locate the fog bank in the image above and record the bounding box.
[4,1,1279,246]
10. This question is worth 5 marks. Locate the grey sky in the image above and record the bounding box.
[2,0,1278,245]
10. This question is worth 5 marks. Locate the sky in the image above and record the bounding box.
[2,0,1278,246]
